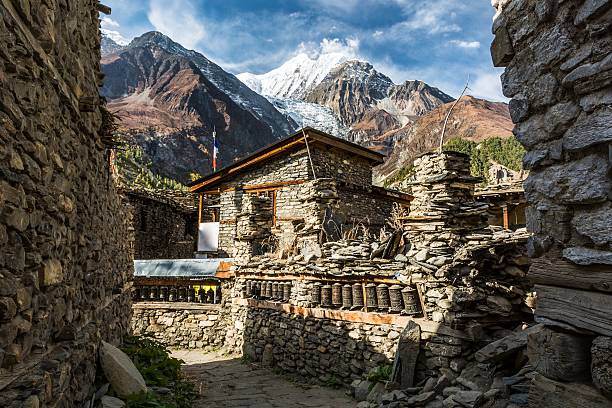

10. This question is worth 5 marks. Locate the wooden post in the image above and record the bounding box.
[502,205,509,229]
[416,283,428,320]
[198,193,203,224]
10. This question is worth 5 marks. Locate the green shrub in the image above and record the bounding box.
[367,364,392,384]
[120,335,195,408]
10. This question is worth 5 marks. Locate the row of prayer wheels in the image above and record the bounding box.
[133,285,220,304]
[244,280,292,302]
[310,282,420,315]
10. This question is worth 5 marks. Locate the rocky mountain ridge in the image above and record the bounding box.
[376,95,514,183]
[305,60,454,151]
[101,32,296,182]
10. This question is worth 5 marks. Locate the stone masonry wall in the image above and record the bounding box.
[131,303,228,349]
[492,0,612,405]
[0,2,133,407]
[124,191,197,259]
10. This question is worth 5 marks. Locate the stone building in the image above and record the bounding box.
[0,1,132,407]
[121,188,198,259]
[189,127,412,260]
[492,0,612,405]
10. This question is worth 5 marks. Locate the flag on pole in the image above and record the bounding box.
[212,127,219,172]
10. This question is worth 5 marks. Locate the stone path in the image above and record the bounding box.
[173,349,356,408]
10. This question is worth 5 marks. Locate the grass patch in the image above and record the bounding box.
[121,335,196,408]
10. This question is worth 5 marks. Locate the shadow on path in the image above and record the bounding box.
[173,350,356,408]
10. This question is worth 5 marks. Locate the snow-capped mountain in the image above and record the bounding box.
[237,40,358,100]
[306,60,454,126]
[101,33,126,56]
[238,54,453,152]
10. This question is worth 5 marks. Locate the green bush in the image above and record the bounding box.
[368,364,392,384]
[120,335,195,408]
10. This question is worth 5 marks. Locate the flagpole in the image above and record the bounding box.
[212,126,217,172]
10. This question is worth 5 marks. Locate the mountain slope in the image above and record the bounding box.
[376,95,513,183]
[305,61,454,151]
[101,32,294,182]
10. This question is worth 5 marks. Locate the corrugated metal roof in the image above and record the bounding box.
[134,259,233,277]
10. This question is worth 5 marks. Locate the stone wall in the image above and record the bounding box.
[242,308,401,383]
[0,1,132,407]
[131,303,228,349]
[124,189,197,259]
[311,146,374,187]
[219,147,400,257]
[492,0,612,405]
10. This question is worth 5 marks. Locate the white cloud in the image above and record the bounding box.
[101,29,130,46]
[450,40,481,49]
[468,69,508,102]
[294,37,360,60]
[147,0,206,50]
[298,0,361,14]
[395,0,463,34]
[100,16,129,45]
[101,17,120,29]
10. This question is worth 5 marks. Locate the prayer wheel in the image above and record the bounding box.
[160,286,168,301]
[188,287,196,302]
[376,284,391,311]
[389,285,404,313]
[272,282,279,300]
[141,286,150,300]
[198,288,206,303]
[311,282,321,305]
[332,283,343,307]
[245,280,253,297]
[178,286,186,302]
[150,286,159,300]
[133,287,141,301]
[401,286,420,315]
[283,282,291,302]
[365,283,377,311]
[265,282,272,298]
[255,281,262,297]
[342,284,352,309]
[169,287,177,302]
[321,284,332,307]
[351,283,364,310]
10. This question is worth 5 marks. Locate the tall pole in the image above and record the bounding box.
[212,126,217,172]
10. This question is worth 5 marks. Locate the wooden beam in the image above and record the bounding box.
[231,298,469,339]
[535,284,612,336]
[189,139,306,192]
[529,256,612,293]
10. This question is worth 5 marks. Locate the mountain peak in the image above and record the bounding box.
[237,42,361,100]
[128,31,186,51]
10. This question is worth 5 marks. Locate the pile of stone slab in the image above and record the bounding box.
[353,324,544,408]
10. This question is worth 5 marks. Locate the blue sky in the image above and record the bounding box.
[101,0,506,101]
